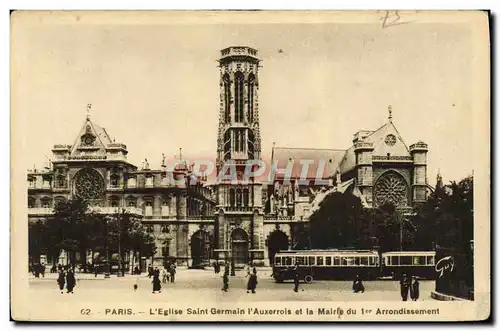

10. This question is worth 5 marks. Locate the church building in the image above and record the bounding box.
[28,46,431,269]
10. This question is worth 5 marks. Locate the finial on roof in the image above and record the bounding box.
[86,104,92,120]
[179,148,183,161]
[161,153,166,167]
[388,105,392,122]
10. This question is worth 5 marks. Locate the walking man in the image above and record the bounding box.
[410,276,420,301]
[221,269,229,292]
[66,268,76,294]
[57,270,65,294]
[400,273,410,301]
[169,263,176,283]
[247,269,258,294]
[293,263,300,293]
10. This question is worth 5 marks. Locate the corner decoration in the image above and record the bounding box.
[374,171,408,207]
[81,125,96,146]
[74,168,105,200]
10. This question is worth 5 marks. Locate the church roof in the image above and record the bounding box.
[70,117,114,156]
[272,147,345,180]
[338,121,411,174]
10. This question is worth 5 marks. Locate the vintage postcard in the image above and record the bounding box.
[10,10,490,322]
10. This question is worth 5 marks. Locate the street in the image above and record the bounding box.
[28,268,435,302]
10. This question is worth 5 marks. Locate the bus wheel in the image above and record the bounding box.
[304,275,313,283]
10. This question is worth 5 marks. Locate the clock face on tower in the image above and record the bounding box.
[81,133,96,146]
[384,134,397,146]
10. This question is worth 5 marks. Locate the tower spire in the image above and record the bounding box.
[388,105,393,122]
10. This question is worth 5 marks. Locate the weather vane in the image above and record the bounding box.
[388,105,393,122]
[86,104,92,120]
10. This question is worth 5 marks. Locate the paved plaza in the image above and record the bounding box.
[28,268,435,303]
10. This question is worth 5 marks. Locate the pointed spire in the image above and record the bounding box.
[86,104,92,121]
[179,148,183,161]
[388,105,393,122]
[161,153,166,167]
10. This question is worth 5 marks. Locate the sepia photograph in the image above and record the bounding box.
[10,10,490,322]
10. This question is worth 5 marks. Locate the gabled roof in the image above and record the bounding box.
[272,147,346,180]
[338,121,411,174]
[70,117,113,156]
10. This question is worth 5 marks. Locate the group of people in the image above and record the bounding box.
[400,273,420,301]
[29,263,46,278]
[150,262,177,294]
[56,268,76,294]
[220,263,258,294]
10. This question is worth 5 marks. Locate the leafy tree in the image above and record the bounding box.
[411,175,473,252]
[308,192,365,249]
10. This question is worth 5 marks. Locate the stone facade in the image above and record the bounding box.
[28,46,431,269]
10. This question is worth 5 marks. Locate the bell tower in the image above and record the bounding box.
[216,46,262,174]
[214,46,265,268]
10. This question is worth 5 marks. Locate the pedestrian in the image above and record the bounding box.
[293,263,300,293]
[34,263,40,278]
[148,266,153,278]
[410,276,420,301]
[94,264,99,278]
[221,269,229,292]
[400,273,410,301]
[134,265,140,275]
[66,268,76,294]
[154,267,160,278]
[162,268,168,284]
[152,271,162,294]
[41,264,46,278]
[169,263,176,283]
[352,274,365,293]
[247,269,258,294]
[57,270,65,294]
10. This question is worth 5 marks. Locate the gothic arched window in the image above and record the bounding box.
[243,188,249,207]
[110,174,119,187]
[234,72,244,122]
[374,171,409,207]
[229,188,235,207]
[248,74,255,122]
[57,175,66,188]
[236,188,242,207]
[223,130,231,160]
[248,129,255,159]
[28,196,35,208]
[223,74,230,122]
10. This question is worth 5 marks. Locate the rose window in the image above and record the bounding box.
[74,168,105,200]
[374,172,408,207]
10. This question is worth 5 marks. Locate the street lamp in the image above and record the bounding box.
[104,216,110,278]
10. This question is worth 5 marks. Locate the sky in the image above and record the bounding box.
[12,11,487,185]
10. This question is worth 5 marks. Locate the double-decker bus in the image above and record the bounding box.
[272,249,380,283]
[381,251,436,280]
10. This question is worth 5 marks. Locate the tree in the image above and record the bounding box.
[411,175,473,252]
[308,192,365,249]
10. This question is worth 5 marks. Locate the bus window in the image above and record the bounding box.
[390,256,399,266]
[325,257,332,266]
[333,256,341,265]
[360,257,368,266]
[426,256,435,265]
[309,256,316,266]
[296,257,304,265]
[275,256,281,266]
[354,257,360,266]
[400,256,412,265]
[317,256,324,266]
[344,257,352,266]
[413,256,426,265]
[285,257,292,266]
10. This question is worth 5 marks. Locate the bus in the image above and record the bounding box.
[381,251,436,280]
[272,250,380,283]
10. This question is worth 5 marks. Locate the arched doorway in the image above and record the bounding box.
[231,228,249,266]
[267,230,289,266]
[190,230,212,268]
